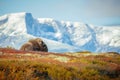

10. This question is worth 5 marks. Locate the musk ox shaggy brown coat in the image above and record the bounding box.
[20,38,48,52]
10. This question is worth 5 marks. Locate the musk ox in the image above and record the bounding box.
[20,38,48,52]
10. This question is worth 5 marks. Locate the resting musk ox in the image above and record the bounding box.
[20,38,48,52]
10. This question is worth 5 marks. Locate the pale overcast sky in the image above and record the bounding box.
[0,0,120,26]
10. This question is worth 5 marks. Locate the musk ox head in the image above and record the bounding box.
[20,38,48,52]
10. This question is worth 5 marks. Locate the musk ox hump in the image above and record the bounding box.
[20,42,33,51]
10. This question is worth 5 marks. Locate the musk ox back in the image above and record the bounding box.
[20,38,48,52]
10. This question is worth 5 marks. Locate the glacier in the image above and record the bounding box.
[0,12,120,53]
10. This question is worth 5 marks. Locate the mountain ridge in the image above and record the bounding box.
[0,12,120,53]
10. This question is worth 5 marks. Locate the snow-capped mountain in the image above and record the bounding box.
[0,12,120,53]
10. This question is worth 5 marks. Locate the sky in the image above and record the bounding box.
[0,0,120,26]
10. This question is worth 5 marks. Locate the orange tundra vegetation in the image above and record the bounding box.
[0,48,120,80]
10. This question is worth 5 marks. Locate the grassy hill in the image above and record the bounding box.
[0,48,120,80]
